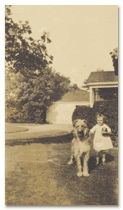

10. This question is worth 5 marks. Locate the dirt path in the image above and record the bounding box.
[5,123,73,141]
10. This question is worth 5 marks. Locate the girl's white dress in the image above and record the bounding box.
[90,124,113,152]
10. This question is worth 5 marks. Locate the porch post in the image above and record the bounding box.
[95,88,100,101]
[95,88,98,101]
[90,87,94,108]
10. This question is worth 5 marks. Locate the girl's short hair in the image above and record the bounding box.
[96,112,104,119]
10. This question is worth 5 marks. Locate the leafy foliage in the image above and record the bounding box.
[5,6,71,123]
[72,99,118,135]
[110,47,118,75]
[5,6,53,75]
[93,100,118,135]
[69,84,80,91]
[72,106,96,129]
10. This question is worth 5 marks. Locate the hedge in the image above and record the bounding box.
[72,99,118,135]
[72,106,96,129]
[6,105,46,124]
[93,99,118,135]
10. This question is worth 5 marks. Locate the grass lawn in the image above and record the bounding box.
[5,123,29,134]
[5,138,118,206]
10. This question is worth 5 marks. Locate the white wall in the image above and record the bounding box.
[46,102,90,124]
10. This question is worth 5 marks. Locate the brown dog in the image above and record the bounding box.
[68,119,90,177]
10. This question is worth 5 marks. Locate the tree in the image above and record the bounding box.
[110,47,118,76]
[96,68,104,72]
[69,84,80,91]
[5,6,71,123]
[5,6,53,76]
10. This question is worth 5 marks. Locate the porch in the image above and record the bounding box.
[83,71,118,107]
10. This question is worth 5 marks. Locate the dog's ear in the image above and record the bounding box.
[72,127,78,138]
[82,119,88,127]
[73,119,79,127]
[84,127,89,136]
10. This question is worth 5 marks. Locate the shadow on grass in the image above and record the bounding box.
[6,133,115,173]
[5,133,73,146]
[88,154,115,173]
[49,151,118,205]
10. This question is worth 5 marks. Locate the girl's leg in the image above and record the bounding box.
[96,151,99,165]
[102,150,107,165]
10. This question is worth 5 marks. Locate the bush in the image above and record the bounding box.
[93,99,118,135]
[72,106,96,129]
[6,105,46,124]
[72,99,118,135]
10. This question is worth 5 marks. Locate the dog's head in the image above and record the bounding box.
[73,119,89,139]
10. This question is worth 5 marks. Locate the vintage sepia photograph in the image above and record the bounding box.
[5,5,118,206]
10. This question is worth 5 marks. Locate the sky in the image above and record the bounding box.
[11,5,118,88]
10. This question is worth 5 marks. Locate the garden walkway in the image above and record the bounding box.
[5,123,73,141]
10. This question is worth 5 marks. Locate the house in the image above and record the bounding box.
[83,71,118,107]
[46,90,89,124]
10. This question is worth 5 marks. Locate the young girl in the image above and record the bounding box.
[89,113,113,165]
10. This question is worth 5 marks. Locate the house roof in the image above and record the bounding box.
[59,90,89,102]
[85,71,118,84]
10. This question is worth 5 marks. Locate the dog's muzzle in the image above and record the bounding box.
[77,130,84,137]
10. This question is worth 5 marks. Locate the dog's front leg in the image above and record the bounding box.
[67,156,74,165]
[83,151,90,177]
[76,155,83,177]
[67,143,74,165]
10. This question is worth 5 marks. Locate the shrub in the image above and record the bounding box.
[6,105,46,124]
[72,99,118,135]
[93,99,118,135]
[72,106,96,129]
